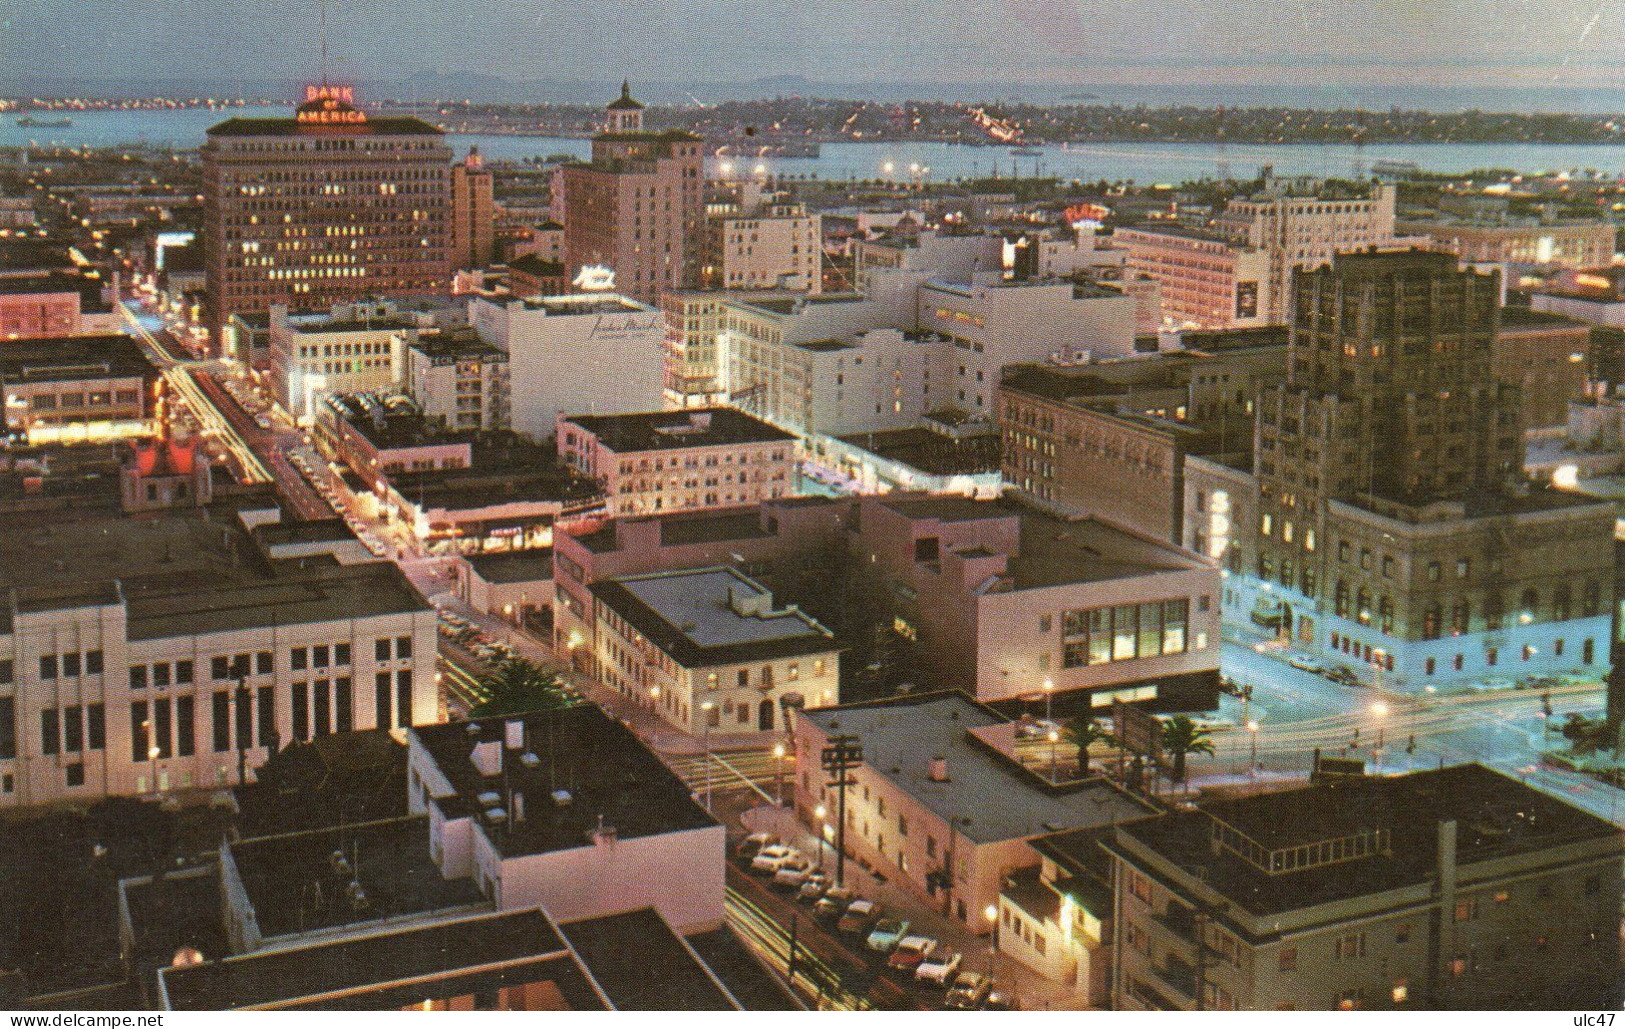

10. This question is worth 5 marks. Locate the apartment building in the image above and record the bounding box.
[450,147,496,271]
[1116,225,1275,331]
[556,408,795,516]
[1232,251,1616,686]
[793,692,1149,933]
[1109,765,1624,1010]
[591,566,840,736]
[1215,180,1399,324]
[1492,307,1591,430]
[406,328,510,433]
[708,204,822,292]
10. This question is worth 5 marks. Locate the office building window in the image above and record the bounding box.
[41,708,59,755]
[375,671,392,730]
[132,701,150,763]
[63,706,82,753]
[212,692,230,753]
[396,669,414,728]
[176,696,195,758]
[87,704,105,751]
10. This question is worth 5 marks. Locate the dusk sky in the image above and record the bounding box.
[5,0,1625,92]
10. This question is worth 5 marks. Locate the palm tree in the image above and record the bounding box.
[1061,716,1114,773]
[471,658,572,718]
[1160,715,1216,787]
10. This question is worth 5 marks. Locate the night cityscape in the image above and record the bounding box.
[4,0,1625,1018]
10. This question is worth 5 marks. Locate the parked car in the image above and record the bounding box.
[887,936,936,974]
[735,832,779,860]
[945,973,993,1010]
[836,899,879,935]
[772,856,816,889]
[750,845,802,874]
[983,987,1020,1011]
[814,887,856,921]
[865,917,911,953]
[795,872,832,904]
[1014,718,1061,740]
[1288,655,1323,674]
[916,948,963,986]
[1324,665,1361,686]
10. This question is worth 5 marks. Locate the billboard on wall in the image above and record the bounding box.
[1235,281,1259,319]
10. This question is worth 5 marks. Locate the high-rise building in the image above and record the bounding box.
[450,147,496,270]
[1215,250,1617,687]
[203,86,453,357]
[560,83,705,302]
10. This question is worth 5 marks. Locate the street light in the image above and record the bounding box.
[1246,719,1259,779]
[1047,729,1060,781]
[984,903,1000,976]
[1370,702,1389,774]
[1042,678,1054,724]
[700,701,716,811]
[814,804,833,869]
[773,742,786,806]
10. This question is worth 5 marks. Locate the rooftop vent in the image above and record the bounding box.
[471,740,502,777]
[928,756,950,782]
[551,788,574,807]
[485,807,508,825]
[519,751,541,769]
[477,790,502,808]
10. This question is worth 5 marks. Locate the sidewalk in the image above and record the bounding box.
[738,803,1084,1010]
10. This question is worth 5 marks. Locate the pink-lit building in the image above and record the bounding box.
[556,408,795,517]
[552,492,1221,711]
[0,276,84,339]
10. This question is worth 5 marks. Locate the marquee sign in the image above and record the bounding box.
[573,264,616,292]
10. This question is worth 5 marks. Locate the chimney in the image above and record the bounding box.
[928,755,950,782]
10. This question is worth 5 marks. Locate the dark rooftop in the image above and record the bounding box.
[1113,764,1623,920]
[0,333,155,385]
[1179,325,1292,353]
[0,501,430,640]
[160,909,601,1011]
[563,408,793,453]
[466,548,553,584]
[206,115,445,138]
[228,817,484,939]
[408,328,506,364]
[874,494,1204,589]
[557,909,739,1010]
[414,705,718,860]
[836,426,1001,476]
[1497,306,1590,330]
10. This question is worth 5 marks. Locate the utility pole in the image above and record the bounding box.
[820,734,862,888]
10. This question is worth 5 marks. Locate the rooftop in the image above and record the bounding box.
[590,566,837,668]
[1497,306,1589,330]
[206,115,445,138]
[0,333,155,384]
[1114,764,1622,919]
[160,908,604,1011]
[0,500,429,639]
[563,408,793,453]
[466,548,554,585]
[874,494,1205,589]
[408,329,506,364]
[414,704,718,860]
[835,426,1001,476]
[228,817,484,940]
[799,692,1151,845]
[555,909,739,1011]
